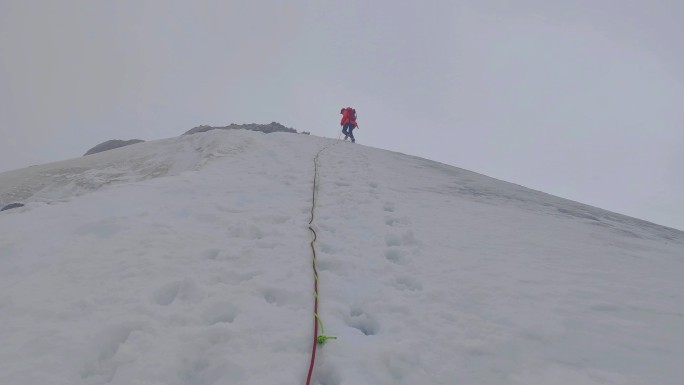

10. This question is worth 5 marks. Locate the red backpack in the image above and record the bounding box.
[340,107,358,126]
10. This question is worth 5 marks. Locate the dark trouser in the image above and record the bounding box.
[342,124,355,142]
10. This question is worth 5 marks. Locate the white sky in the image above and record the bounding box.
[1,0,683,230]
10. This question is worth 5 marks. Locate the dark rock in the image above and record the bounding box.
[1,203,25,211]
[183,122,297,136]
[84,139,145,156]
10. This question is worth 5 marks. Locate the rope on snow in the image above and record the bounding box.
[305,140,339,385]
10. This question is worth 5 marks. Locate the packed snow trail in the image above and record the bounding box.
[306,140,340,385]
[1,129,683,385]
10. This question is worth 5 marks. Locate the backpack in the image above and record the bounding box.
[340,107,357,125]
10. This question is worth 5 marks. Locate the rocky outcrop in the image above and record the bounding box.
[84,139,145,156]
[1,203,24,211]
[183,122,297,136]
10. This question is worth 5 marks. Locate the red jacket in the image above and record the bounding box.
[340,107,357,127]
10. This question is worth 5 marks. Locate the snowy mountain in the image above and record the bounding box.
[1,130,682,385]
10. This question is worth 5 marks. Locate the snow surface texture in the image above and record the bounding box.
[0,130,682,385]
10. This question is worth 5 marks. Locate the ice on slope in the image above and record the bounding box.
[0,129,682,385]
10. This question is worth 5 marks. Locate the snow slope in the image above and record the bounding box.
[1,130,682,385]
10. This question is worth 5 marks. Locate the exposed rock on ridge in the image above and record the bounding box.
[183,122,296,135]
[84,139,145,156]
[83,122,296,157]
[1,203,24,211]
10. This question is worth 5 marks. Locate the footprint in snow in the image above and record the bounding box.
[393,276,423,292]
[385,248,409,265]
[383,202,395,212]
[202,302,239,325]
[384,215,410,227]
[152,278,200,306]
[384,230,421,247]
[202,248,221,260]
[81,321,146,381]
[344,306,380,336]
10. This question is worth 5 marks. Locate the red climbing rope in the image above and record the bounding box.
[305,143,337,385]
[305,226,320,385]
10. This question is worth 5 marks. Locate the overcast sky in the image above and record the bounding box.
[1,0,683,230]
